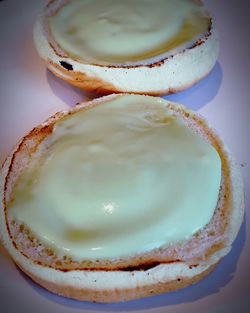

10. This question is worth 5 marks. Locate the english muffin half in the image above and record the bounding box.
[34,0,219,95]
[0,94,243,302]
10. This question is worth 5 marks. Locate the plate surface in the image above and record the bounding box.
[0,1,249,312]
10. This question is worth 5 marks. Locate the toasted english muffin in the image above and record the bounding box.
[0,94,244,303]
[34,0,219,95]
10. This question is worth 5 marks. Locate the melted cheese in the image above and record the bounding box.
[49,0,210,64]
[8,95,221,260]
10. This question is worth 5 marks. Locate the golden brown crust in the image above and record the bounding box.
[17,261,218,303]
[47,61,118,95]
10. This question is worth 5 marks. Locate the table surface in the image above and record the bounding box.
[0,1,249,312]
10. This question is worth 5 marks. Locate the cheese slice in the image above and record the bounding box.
[8,95,221,260]
[49,0,210,64]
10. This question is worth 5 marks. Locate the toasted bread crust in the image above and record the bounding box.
[34,0,219,95]
[3,96,235,271]
[17,261,218,303]
[0,95,244,302]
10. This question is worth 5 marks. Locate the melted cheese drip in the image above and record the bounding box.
[49,0,210,64]
[8,95,221,260]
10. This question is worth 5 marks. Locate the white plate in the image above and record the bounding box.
[0,1,249,312]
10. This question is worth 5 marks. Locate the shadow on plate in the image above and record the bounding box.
[164,62,223,111]
[20,214,246,312]
[46,70,101,108]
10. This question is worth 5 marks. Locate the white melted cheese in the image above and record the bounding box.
[49,0,209,64]
[8,95,221,260]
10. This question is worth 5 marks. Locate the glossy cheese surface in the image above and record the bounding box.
[49,0,210,64]
[8,95,221,260]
